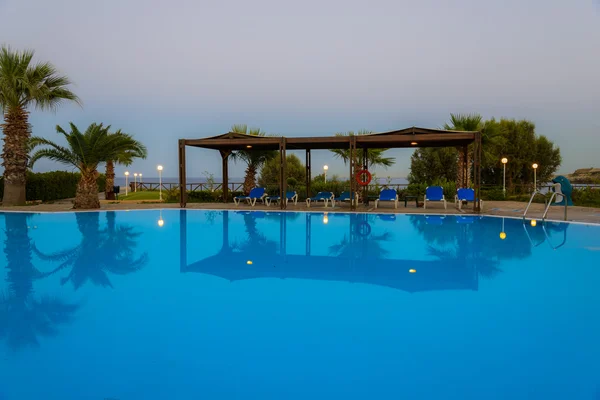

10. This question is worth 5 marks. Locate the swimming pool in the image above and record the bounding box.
[1,210,599,399]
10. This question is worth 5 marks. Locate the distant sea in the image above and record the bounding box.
[114,177,409,186]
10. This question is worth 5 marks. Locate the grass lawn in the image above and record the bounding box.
[117,191,163,201]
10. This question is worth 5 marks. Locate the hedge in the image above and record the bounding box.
[0,171,106,203]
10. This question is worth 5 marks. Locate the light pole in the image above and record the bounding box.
[323,165,329,183]
[157,165,163,201]
[532,163,538,189]
[124,171,129,196]
[139,173,142,190]
[501,157,508,197]
[134,173,138,192]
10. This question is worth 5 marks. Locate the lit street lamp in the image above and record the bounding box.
[157,165,163,200]
[323,165,329,183]
[532,163,539,189]
[134,173,138,192]
[124,171,130,196]
[501,157,508,197]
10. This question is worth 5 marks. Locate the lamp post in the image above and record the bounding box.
[157,165,163,200]
[134,173,138,192]
[323,165,329,183]
[124,171,130,196]
[139,173,142,191]
[532,163,538,189]
[501,157,508,197]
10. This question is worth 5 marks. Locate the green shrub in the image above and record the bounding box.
[572,187,600,207]
[0,171,105,203]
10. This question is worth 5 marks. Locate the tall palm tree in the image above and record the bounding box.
[104,129,146,200]
[33,212,148,290]
[443,113,505,188]
[1,213,78,350]
[329,130,395,169]
[229,124,277,194]
[29,123,147,209]
[444,114,482,188]
[0,46,80,205]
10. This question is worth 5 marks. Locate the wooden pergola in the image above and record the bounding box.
[178,127,482,212]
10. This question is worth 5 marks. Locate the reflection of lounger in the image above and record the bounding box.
[378,214,396,221]
[456,216,477,224]
[306,192,333,207]
[234,188,266,206]
[425,215,445,225]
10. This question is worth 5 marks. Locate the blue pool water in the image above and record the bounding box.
[1,210,599,400]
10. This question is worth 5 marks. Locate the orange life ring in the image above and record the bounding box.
[356,170,372,186]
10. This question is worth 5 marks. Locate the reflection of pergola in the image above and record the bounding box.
[178,211,479,293]
[178,127,482,211]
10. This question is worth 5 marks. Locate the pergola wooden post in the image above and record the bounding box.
[279,138,287,210]
[350,136,357,211]
[473,131,482,212]
[305,149,311,199]
[362,148,369,205]
[220,150,230,203]
[178,139,187,208]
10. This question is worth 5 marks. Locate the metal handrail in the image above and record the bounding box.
[523,190,547,219]
[523,190,568,221]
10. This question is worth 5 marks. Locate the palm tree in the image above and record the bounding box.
[0,46,80,205]
[1,213,78,349]
[329,130,395,170]
[444,114,483,188]
[229,124,277,194]
[443,113,504,188]
[104,129,146,200]
[29,123,147,209]
[33,212,148,290]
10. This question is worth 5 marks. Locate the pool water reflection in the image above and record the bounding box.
[0,210,599,400]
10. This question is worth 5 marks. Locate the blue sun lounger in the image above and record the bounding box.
[424,186,446,209]
[306,192,334,208]
[374,188,398,209]
[454,188,483,210]
[233,187,266,206]
[265,191,298,206]
[332,191,357,208]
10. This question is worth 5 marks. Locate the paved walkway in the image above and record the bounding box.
[1,199,599,224]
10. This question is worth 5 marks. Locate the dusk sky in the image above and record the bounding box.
[1,0,598,180]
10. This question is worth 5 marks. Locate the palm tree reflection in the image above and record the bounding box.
[409,215,570,278]
[1,213,77,350]
[34,212,148,290]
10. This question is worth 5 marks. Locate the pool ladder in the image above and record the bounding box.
[523,190,568,221]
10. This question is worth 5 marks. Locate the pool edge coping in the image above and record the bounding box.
[1,207,599,226]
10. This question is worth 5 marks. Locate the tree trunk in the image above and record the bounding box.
[456,147,465,188]
[465,150,472,187]
[1,107,31,205]
[74,171,100,209]
[105,160,115,200]
[243,164,257,195]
